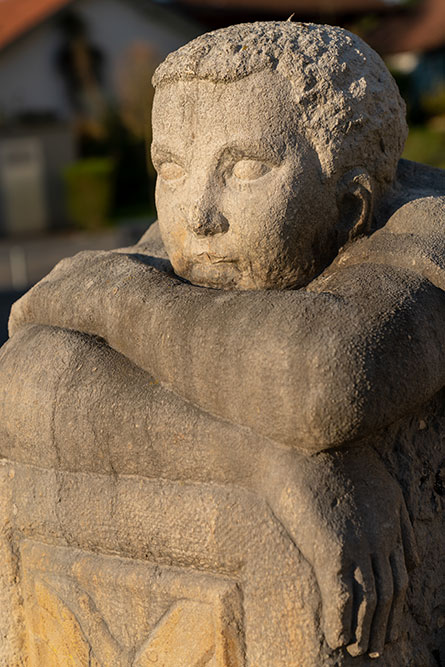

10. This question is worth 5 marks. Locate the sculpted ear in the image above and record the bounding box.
[336,168,374,247]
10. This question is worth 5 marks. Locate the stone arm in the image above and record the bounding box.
[329,194,445,292]
[7,190,438,657]
[0,323,420,659]
[9,238,445,453]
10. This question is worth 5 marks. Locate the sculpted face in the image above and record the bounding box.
[152,71,340,289]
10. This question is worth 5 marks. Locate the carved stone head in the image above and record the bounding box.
[151,22,407,289]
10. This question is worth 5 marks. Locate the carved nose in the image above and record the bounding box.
[188,204,229,237]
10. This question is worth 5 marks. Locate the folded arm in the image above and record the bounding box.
[9,243,445,452]
[0,320,417,657]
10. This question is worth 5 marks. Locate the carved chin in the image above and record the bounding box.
[171,251,314,290]
[172,258,307,291]
[172,257,244,289]
[188,262,244,289]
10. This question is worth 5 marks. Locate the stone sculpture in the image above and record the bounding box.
[1,21,444,666]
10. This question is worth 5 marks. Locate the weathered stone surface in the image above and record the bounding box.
[1,20,445,666]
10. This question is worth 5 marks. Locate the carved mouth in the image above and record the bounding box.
[195,252,235,265]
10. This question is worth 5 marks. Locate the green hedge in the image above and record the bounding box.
[402,126,445,170]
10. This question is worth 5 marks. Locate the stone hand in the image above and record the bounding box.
[8,249,176,339]
[10,248,445,459]
[263,445,419,658]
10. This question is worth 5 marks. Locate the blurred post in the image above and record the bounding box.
[0,138,47,235]
[9,245,28,290]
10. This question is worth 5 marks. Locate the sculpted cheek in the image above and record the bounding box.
[162,222,187,250]
[170,249,188,275]
[173,224,188,247]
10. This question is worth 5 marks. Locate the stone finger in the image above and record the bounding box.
[367,554,394,659]
[318,565,354,649]
[400,502,419,571]
[386,544,409,643]
[346,558,377,657]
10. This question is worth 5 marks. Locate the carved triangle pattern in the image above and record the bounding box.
[20,541,244,667]
[30,580,218,666]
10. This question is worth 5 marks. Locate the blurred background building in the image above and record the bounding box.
[0,0,444,342]
[0,0,200,237]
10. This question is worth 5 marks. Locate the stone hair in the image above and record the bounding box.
[153,21,408,196]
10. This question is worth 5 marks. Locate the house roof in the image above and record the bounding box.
[175,0,445,54]
[366,0,445,54]
[176,0,392,13]
[0,0,72,51]
[2,0,442,57]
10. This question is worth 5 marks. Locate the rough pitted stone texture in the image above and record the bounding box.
[153,21,407,194]
[0,325,444,665]
[1,20,445,667]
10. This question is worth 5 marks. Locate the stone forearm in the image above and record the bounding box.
[9,252,445,452]
[0,324,284,490]
[97,261,445,451]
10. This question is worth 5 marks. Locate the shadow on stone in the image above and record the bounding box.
[0,289,26,346]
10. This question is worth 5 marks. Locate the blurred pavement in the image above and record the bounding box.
[0,218,152,345]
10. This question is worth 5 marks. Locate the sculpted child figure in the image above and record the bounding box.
[2,22,445,661]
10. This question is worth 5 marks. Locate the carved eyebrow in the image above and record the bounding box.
[219,141,285,165]
[151,145,184,166]
[151,140,285,169]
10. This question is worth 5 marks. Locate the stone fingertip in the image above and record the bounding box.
[324,623,350,650]
[346,642,366,657]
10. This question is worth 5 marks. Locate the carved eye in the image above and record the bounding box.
[232,159,271,181]
[159,162,185,181]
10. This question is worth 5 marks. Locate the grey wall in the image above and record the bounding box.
[0,122,75,235]
[0,0,200,121]
[0,22,68,120]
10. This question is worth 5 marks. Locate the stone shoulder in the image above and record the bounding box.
[323,166,445,292]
